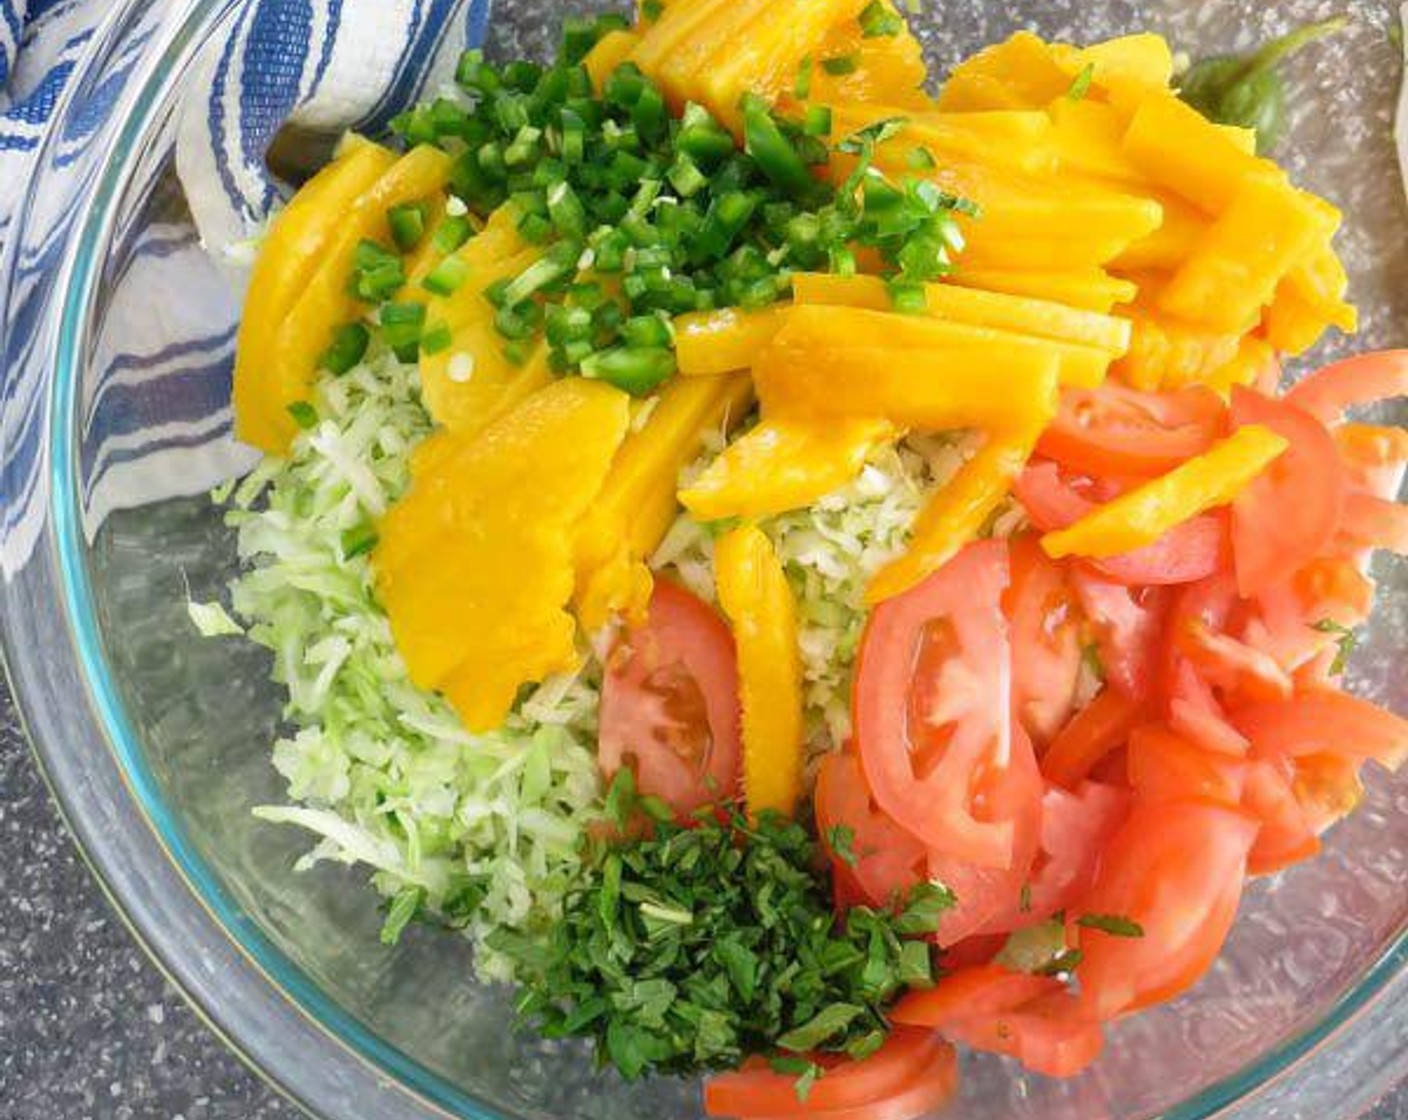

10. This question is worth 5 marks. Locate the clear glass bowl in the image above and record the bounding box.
[1,1,1405,1118]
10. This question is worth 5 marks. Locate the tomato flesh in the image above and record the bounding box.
[599,580,742,815]
[1005,534,1083,745]
[815,750,927,910]
[1284,350,1408,423]
[1036,384,1226,478]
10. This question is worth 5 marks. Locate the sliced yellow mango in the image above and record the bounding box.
[1112,307,1242,393]
[681,418,896,520]
[868,425,1044,603]
[263,144,454,450]
[1111,191,1209,272]
[654,0,776,112]
[938,31,1071,110]
[1285,241,1357,334]
[1046,98,1145,187]
[809,0,931,108]
[585,29,641,90]
[1042,425,1289,560]
[375,379,631,730]
[1053,33,1174,93]
[945,268,1137,313]
[768,303,1113,388]
[1120,92,1269,214]
[1264,281,1332,356]
[1159,174,1334,334]
[1200,335,1277,395]
[674,305,787,376]
[575,375,753,629]
[834,103,1059,179]
[714,525,805,819]
[630,0,732,80]
[234,136,397,452]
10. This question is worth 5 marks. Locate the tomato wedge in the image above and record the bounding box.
[703,1030,953,1119]
[599,580,742,814]
[1041,688,1143,789]
[1036,384,1226,478]
[942,991,1104,1078]
[815,751,926,910]
[1229,387,1346,598]
[1022,780,1130,920]
[1335,493,1408,556]
[1075,799,1258,1020]
[891,964,1062,1029]
[738,1048,960,1120]
[1284,350,1408,423]
[1334,424,1408,496]
[1232,692,1408,771]
[1070,569,1169,700]
[1176,620,1293,703]
[1242,758,1320,875]
[1016,463,1225,587]
[1005,534,1083,745]
[1291,751,1365,833]
[1127,724,1246,805]
[1159,575,1250,756]
[855,541,1030,867]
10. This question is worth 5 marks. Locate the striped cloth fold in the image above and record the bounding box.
[0,0,488,575]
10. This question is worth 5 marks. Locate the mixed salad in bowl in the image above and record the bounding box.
[191,1,1408,1116]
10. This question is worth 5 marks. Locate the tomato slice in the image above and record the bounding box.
[1070,569,1169,700]
[1159,575,1250,756]
[1335,493,1408,556]
[1291,751,1365,833]
[1334,424,1408,497]
[1244,556,1374,673]
[1036,384,1226,478]
[1016,462,1225,587]
[1229,388,1347,598]
[1242,757,1320,875]
[855,541,1030,867]
[1075,798,1258,1019]
[943,991,1104,1079]
[1005,534,1083,745]
[1176,620,1293,703]
[1284,350,1408,424]
[1127,724,1246,805]
[1022,780,1130,920]
[1232,692,1408,771]
[741,1047,960,1120]
[815,751,927,910]
[1041,688,1143,789]
[703,1029,951,1118]
[1167,660,1250,757]
[891,964,1062,1029]
[598,579,742,814]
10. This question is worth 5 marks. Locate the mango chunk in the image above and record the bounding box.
[715,525,805,819]
[234,136,398,452]
[1112,306,1242,393]
[674,306,787,375]
[375,379,631,730]
[585,29,641,90]
[1120,92,1267,214]
[808,0,932,108]
[576,375,754,629]
[681,418,897,520]
[938,31,1071,110]
[944,268,1137,313]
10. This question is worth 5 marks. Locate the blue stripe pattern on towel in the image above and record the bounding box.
[0,0,489,576]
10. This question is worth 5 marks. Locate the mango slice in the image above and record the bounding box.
[715,525,805,819]
[234,137,398,452]
[375,379,631,730]
[674,306,787,376]
[945,268,1138,313]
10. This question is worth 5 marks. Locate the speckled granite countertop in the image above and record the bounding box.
[0,671,1401,1120]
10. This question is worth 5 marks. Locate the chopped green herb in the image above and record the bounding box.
[1036,949,1084,977]
[827,824,859,868]
[907,145,937,170]
[1067,63,1095,101]
[1081,642,1105,682]
[387,202,428,251]
[1019,883,1033,913]
[320,323,370,374]
[1312,618,1358,675]
[893,880,957,935]
[640,0,664,23]
[822,54,861,76]
[795,54,815,99]
[1077,913,1145,938]
[286,401,318,430]
[341,523,380,560]
[859,0,904,38]
[1180,17,1348,153]
[769,1056,823,1102]
[379,886,425,945]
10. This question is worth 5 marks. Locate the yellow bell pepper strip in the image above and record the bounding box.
[375,379,631,731]
[1041,425,1289,561]
[867,422,1049,603]
[754,341,1061,433]
[714,524,805,819]
[584,29,640,91]
[944,268,1138,314]
[673,306,787,376]
[264,144,454,451]
[767,303,1112,389]
[1159,174,1334,334]
[790,273,1132,354]
[233,136,397,453]
[680,418,898,521]
[575,375,753,630]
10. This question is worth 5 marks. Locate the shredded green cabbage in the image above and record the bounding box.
[219,345,602,980]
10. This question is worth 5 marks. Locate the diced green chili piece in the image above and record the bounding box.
[581,346,676,395]
[320,323,370,374]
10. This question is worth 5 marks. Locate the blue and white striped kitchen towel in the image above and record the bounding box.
[0,0,488,575]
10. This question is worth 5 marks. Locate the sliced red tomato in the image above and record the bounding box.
[1041,688,1143,789]
[1242,757,1320,876]
[1005,534,1083,745]
[942,991,1104,1079]
[1167,660,1250,757]
[703,1029,954,1119]
[1232,692,1408,771]
[1127,723,1247,805]
[1176,620,1293,703]
[855,541,1035,867]
[1229,387,1346,598]
[1244,557,1374,673]
[815,751,926,911]
[1036,383,1226,478]
[1075,798,1258,1019]
[891,964,1061,1029]
[598,579,741,815]
[1160,575,1250,756]
[1071,569,1169,700]
[1291,751,1365,833]
[1334,424,1408,496]
[926,722,1044,944]
[1284,350,1408,424]
[1016,462,1225,587]
[1022,780,1130,920]
[1335,493,1408,556]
